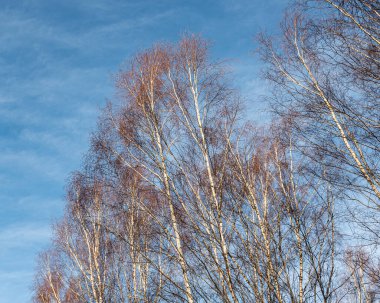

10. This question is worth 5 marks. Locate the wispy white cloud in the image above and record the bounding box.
[0,10,77,51]
[0,269,34,303]
[0,2,176,57]
[0,222,53,303]
[0,224,51,253]
[0,149,71,181]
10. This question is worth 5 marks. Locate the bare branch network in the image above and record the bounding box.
[33,1,380,302]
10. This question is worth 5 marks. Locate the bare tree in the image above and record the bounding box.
[33,34,354,302]
[260,0,380,301]
[260,0,380,206]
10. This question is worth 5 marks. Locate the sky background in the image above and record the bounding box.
[0,1,289,302]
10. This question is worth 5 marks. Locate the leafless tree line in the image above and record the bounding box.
[33,1,379,302]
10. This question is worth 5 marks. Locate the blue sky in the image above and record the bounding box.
[0,0,289,302]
